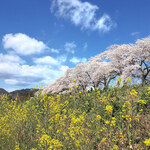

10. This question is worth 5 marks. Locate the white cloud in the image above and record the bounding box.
[0,62,20,79]
[83,42,88,50]
[5,79,20,85]
[33,55,67,66]
[70,57,87,64]
[64,42,76,54]
[57,55,67,63]
[33,56,60,65]
[0,54,68,86]
[131,32,140,38]
[2,33,48,55]
[0,33,69,87]
[50,48,59,53]
[51,0,115,32]
[94,14,115,32]
[0,53,25,64]
[0,62,68,86]
[61,65,69,72]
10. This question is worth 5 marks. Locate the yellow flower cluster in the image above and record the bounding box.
[117,77,121,82]
[96,115,101,120]
[48,139,64,149]
[125,77,131,83]
[130,89,138,97]
[79,91,82,94]
[144,138,150,146]
[110,117,116,127]
[0,81,149,149]
[105,105,113,115]
[101,138,106,143]
[147,87,150,94]
[73,79,76,83]
[97,91,101,99]
[0,94,28,140]
[40,134,64,149]
[137,99,147,105]
[123,101,131,109]
[15,145,20,150]
[105,120,110,125]
[69,114,89,147]
[40,134,51,145]
[113,144,119,150]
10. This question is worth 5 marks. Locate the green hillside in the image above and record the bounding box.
[0,82,150,150]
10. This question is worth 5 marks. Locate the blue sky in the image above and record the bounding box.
[0,0,150,92]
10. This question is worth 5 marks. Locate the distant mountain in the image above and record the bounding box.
[10,88,39,99]
[0,88,39,99]
[0,88,8,94]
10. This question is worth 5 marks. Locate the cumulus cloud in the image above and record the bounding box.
[51,0,115,32]
[33,55,67,66]
[0,53,68,87]
[0,62,68,86]
[0,53,25,64]
[50,48,59,53]
[0,33,69,87]
[0,62,20,79]
[33,56,60,65]
[64,42,76,54]
[2,33,48,55]
[94,14,114,32]
[70,57,87,64]
[57,55,67,63]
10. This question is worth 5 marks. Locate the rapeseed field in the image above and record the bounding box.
[0,80,150,149]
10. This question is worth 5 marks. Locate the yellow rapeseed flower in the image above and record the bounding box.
[97,91,100,95]
[73,79,76,83]
[101,138,106,143]
[105,120,110,125]
[15,145,20,150]
[139,109,143,112]
[40,134,51,146]
[117,77,121,82]
[105,105,113,115]
[137,99,146,105]
[96,115,101,120]
[64,100,69,105]
[123,101,131,109]
[147,87,150,94]
[125,77,131,83]
[130,89,137,97]
[144,138,150,146]
[110,117,116,126]
[113,145,118,150]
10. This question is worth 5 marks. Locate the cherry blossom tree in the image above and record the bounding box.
[134,36,150,84]
[86,61,119,88]
[42,36,150,94]
[42,75,70,94]
[91,36,150,84]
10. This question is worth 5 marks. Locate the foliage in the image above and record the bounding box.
[0,81,150,149]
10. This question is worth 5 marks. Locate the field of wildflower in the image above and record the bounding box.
[0,79,150,150]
